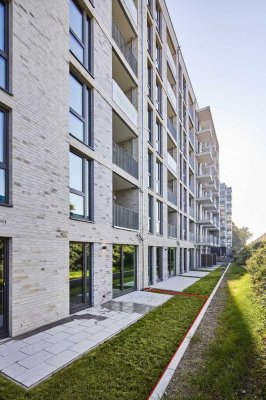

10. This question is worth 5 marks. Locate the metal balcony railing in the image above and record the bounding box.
[168,224,177,238]
[113,203,139,230]
[113,141,138,179]
[168,189,177,205]
[167,118,177,140]
[112,19,138,76]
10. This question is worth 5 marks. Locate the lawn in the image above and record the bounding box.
[0,268,223,400]
[168,264,266,400]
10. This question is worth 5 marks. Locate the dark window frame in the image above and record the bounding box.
[155,41,162,75]
[148,151,153,189]
[156,158,163,195]
[147,63,152,99]
[155,2,162,37]
[147,20,152,56]
[155,119,162,155]
[148,194,153,233]
[156,81,162,115]
[156,199,163,235]
[148,107,153,144]
[69,241,92,313]
[69,0,93,74]
[69,149,93,221]
[0,108,9,205]
[112,244,137,297]
[0,0,9,92]
[69,72,93,148]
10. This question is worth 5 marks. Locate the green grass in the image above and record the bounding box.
[168,264,266,400]
[184,267,223,295]
[0,268,223,400]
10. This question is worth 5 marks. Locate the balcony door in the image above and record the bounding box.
[113,245,136,297]
[0,239,8,338]
[156,247,163,282]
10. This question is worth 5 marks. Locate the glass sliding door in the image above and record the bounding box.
[168,248,176,276]
[0,238,8,338]
[112,245,136,296]
[69,242,91,311]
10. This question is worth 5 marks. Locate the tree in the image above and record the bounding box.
[232,222,252,253]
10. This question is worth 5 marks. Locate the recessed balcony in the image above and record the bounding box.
[112,80,138,127]
[121,0,138,27]
[113,142,138,179]
[196,150,213,164]
[167,152,177,173]
[197,192,213,205]
[167,80,176,109]
[168,224,178,238]
[197,126,213,143]
[167,118,177,141]
[167,45,177,78]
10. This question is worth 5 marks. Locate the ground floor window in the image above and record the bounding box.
[156,247,163,281]
[168,247,176,276]
[113,245,136,296]
[148,246,153,285]
[0,238,8,338]
[69,242,92,311]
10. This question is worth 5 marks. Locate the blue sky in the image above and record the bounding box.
[166,0,266,240]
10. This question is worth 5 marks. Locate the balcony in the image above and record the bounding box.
[167,45,177,77]
[197,126,212,143]
[189,207,195,218]
[113,141,138,179]
[112,80,138,127]
[189,156,194,170]
[122,0,138,27]
[167,152,177,172]
[168,224,178,238]
[189,130,194,145]
[189,232,195,242]
[167,118,177,141]
[112,19,138,76]
[167,80,176,108]
[168,189,177,206]
[196,149,213,164]
[113,203,139,230]
[197,218,214,227]
[197,192,213,205]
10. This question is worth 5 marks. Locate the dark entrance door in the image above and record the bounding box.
[112,245,136,297]
[168,248,176,276]
[69,242,92,312]
[0,239,8,338]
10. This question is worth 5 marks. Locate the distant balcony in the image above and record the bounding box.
[189,232,195,242]
[123,0,138,26]
[197,218,214,227]
[189,207,195,218]
[197,126,212,143]
[189,156,194,169]
[167,45,177,77]
[168,189,177,206]
[113,141,138,179]
[112,80,138,126]
[168,224,178,238]
[167,153,177,172]
[197,148,213,164]
[189,130,194,145]
[112,19,138,76]
[167,118,177,141]
[197,192,213,205]
[167,80,176,108]
[113,203,139,230]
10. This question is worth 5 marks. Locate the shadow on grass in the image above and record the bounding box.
[167,265,266,400]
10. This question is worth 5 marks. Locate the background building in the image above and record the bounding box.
[219,183,233,256]
[0,0,231,338]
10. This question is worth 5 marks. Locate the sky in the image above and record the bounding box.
[166,0,266,241]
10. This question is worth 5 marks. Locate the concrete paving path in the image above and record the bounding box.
[0,268,217,388]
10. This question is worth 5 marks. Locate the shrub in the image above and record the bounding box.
[246,243,266,312]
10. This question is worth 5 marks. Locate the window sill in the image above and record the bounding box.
[70,216,95,223]
[0,202,13,208]
[69,51,95,80]
[0,87,13,97]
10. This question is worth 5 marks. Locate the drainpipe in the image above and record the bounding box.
[141,0,145,290]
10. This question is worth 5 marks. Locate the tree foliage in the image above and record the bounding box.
[232,222,252,253]
[247,242,266,315]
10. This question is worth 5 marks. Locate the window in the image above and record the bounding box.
[155,159,162,195]
[148,246,153,285]
[0,238,8,337]
[156,42,162,74]
[148,107,153,143]
[69,0,92,71]
[147,64,152,98]
[69,242,92,310]
[155,120,162,154]
[155,2,162,36]
[148,151,153,188]
[0,0,8,90]
[113,245,136,296]
[69,151,92,220]
[148,195,153,233]
[155,200,162,234]
[0,109,8,204]
[147,21,152,55]
[156,81,162,114]
[69,73,92,146]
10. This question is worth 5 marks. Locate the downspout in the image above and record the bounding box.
[141,0,145,289]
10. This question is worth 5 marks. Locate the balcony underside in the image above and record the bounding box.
[197,175,213,184]
[196,152,213,164]
[197,128,212,142]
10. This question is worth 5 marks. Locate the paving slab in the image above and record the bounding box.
[150,276,200,292]
[112,291,172,306]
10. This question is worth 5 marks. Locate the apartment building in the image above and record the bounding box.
[0,0,225,338]
[219,183,233,256]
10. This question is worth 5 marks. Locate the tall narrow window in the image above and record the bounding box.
[0,110,8,204]
[0,1,8,90]
[155,120,162,154]
[155,2,162,36]
[69,151,92,220]
[69,73,92,146]
[155,159,162,195]
[147,64,152,98]
[148,107,153,143]
[156,42,162,74]
[148,195,153,233]
[69,0,92,71]
[148,151,153,188]
[147,21,152,55]
[156,81,162,114]
[155,200,163,235]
